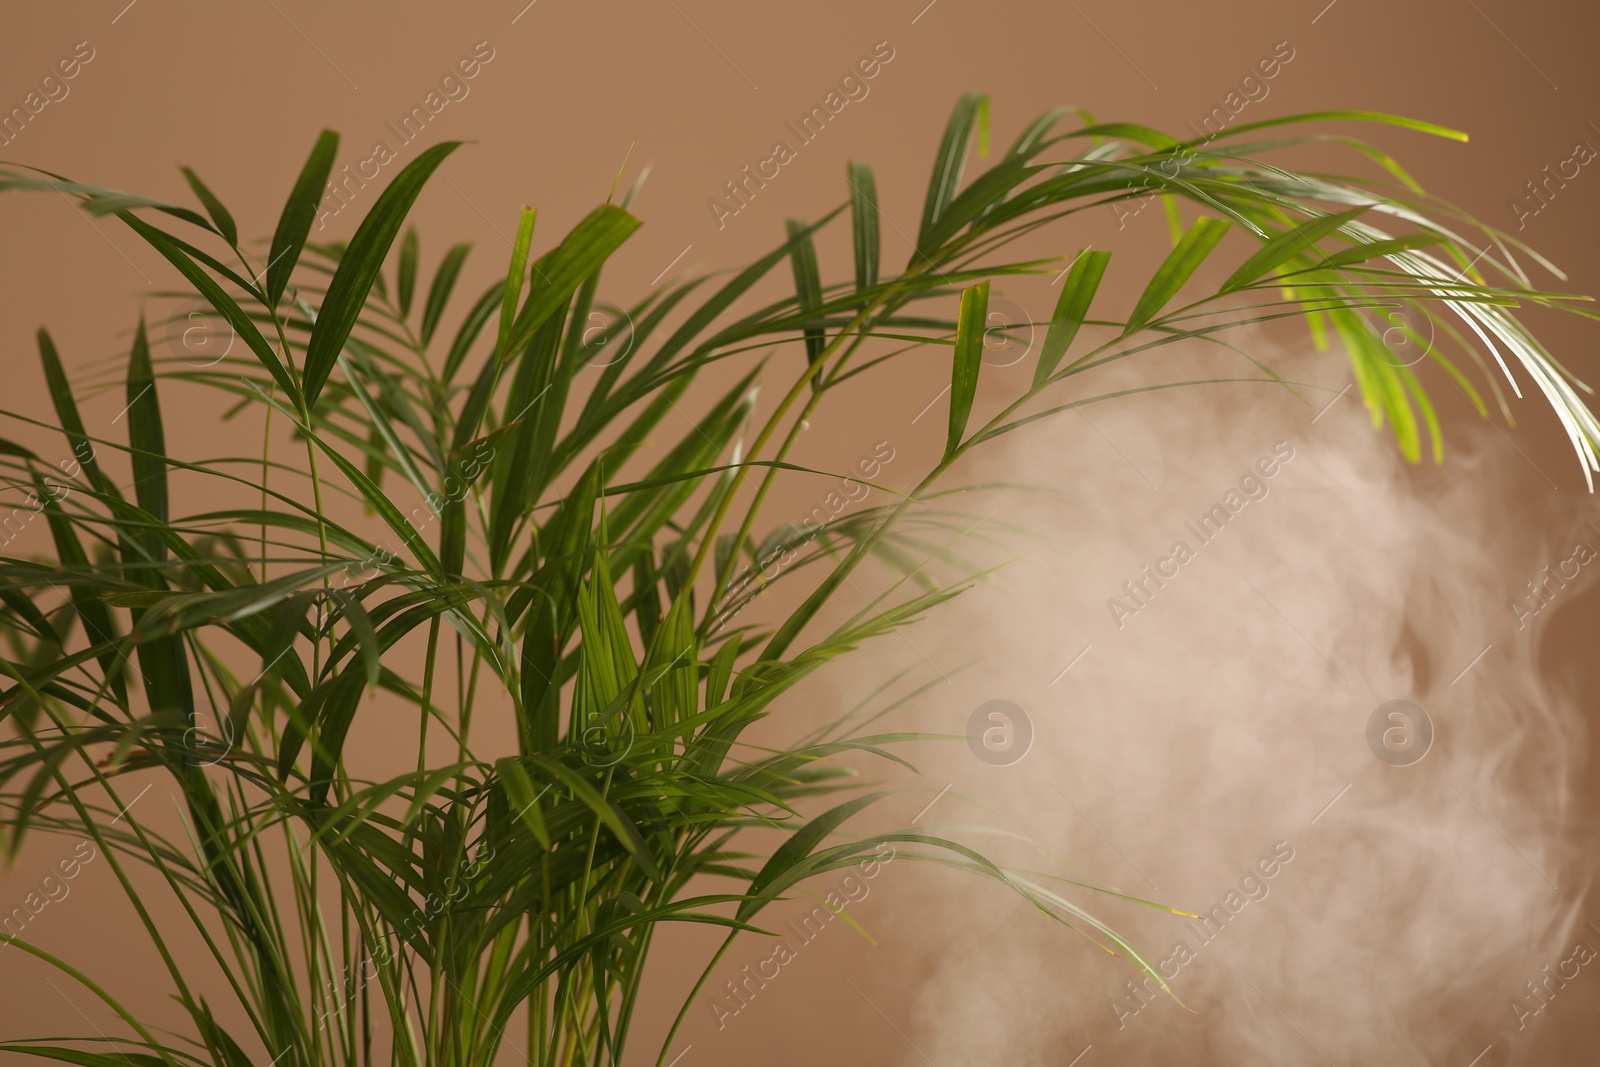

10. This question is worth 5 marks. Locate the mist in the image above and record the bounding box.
[805,345,1593,1065]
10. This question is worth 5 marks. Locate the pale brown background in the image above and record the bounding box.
[2,0,1598,1063]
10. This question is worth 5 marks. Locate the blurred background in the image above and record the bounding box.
[1,0,1597,1063]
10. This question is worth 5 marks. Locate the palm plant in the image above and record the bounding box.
[0,94,1594,1067]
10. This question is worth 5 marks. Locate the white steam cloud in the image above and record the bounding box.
[815,347,1592,1066]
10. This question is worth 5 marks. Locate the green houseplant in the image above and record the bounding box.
[0,94,1595,1067]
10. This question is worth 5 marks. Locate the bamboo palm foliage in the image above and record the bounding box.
[0,95,1594,1067]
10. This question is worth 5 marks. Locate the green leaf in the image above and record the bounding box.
[0,438,39,461]
[309,667,367,805]
[917,92,989,254]
[331,588,383,688]
[785,218,826,370]
[0,578,60,648]
[0,172,215,233]
[302,141,462,409]
[647,593,698,728]
[179,166,237,246]
[1035,250,1110,385]
[341,348,439,502]
[1008,105,1081,156]
[442,280,501,384]
[738,792,888,920]
[1219,207,1368,293]
[560,264,604,370]
[1124,216,1232,334]
[1211,109,1469,144]
[633,553,663,651]
[499,204,642,363]
[518,461,601,750]
[396,226,420,318]
[444,209,536,456]
[124,318,167,536]
[573,551,639,736]
[497,206,538,363]
[485,316,563,571]
[847,160,880,296]
[115,212,261,294]
[0,1045,169,1067]
[706,633,740,708]
[190,999,256,1067]
[267,128,339,307]
[36,328,118,499]
[421,241,473,345]
[1299,233,1443,273]
[946,281,990,457]
[496,756,551,848]
[37,500,128,711]
[523,755,662,882]
[119,212,300,403]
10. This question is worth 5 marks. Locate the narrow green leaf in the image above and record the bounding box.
[0,437,38,460]
[442,280,501,384]
[440,211,535,459]
[1160,194,1183,247]
[396,227,419,318]
[331,588,383,688]
[342,349,439,499]
[486,316,563,571]
[496,756,551,848]
[1219,207,1368,293]
[0,172,214,234]
[308,668,366,805]
[785,218,826,370]
[0,578,59,648]
[302,141,462,409]
[36,329,118,499]
[739,792,888,920]
[847,160,880,296]
[191,1000,255,1067]
[523,755,662,882]
[120,469,193,742]
[1124,216,1232,334]
[499,204,642,363]
[119,212,300,403]
[124,318,167,537]
[559,265,604,371]
[0,1044,169,1067]
[179,166,237,246]
[917,92,989,253]
[1210,109,1469,144]
[362,419,385,497]
[1300,233,1443,273]
[1008,105,1081,157]
[573,551,639,737]
[946,281,990,457]
[497,207,538,363]
[706,634,740,708]
[633,553,663,651]
[648,593,698,728]
[1035,250,1111,385]
[421,241,473,345]
[38,500,128,711]
[267,128,339,307]
[518,462,601,750]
